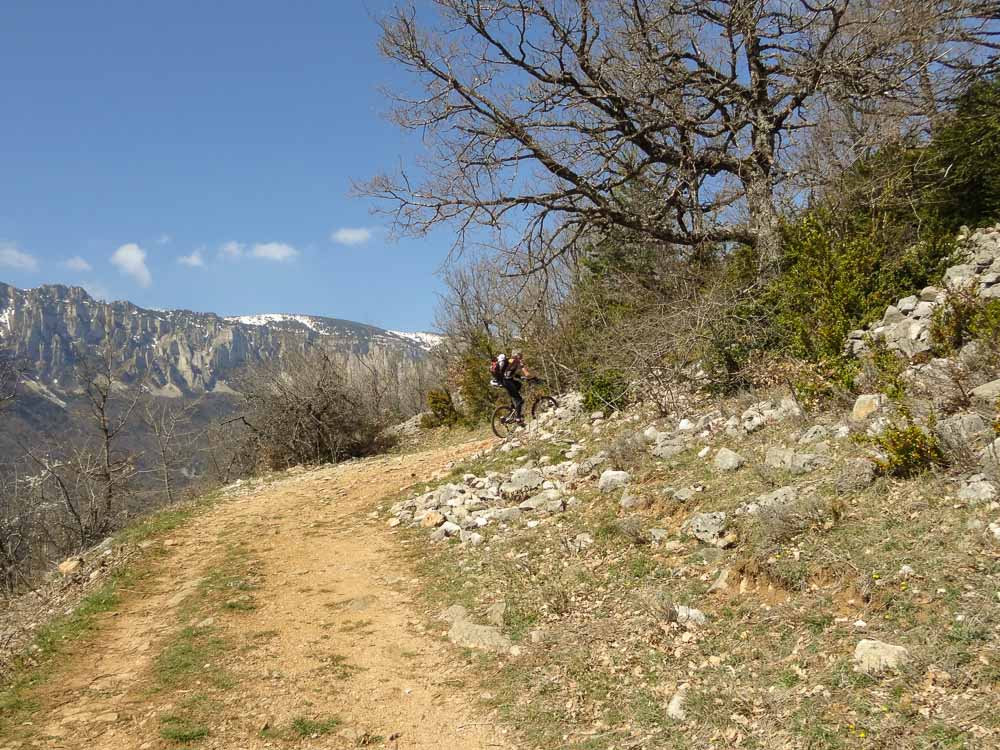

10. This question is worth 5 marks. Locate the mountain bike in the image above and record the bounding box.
[491,378,559,439]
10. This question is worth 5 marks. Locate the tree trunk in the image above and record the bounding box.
[745,171,782,281]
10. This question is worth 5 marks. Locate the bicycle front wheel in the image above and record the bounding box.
[491,406,513,439]
[531,395,559,420]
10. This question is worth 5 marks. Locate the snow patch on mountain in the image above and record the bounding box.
[389,331,444,350]
[224,314,441,351]
[226,314,326,333]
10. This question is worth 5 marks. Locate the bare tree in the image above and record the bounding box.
[363,0,998,277]
[231,348,393,471]
[13,345,144,551]
[141,397,201,505]
[0,466,49,593]
[75,344,143,528]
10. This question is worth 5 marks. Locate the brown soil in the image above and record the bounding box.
[19,440,515,750]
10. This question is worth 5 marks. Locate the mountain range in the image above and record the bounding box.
[0,281,440,400]
[0,281,441,467]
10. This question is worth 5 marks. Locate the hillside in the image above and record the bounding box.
[4,228,998,749]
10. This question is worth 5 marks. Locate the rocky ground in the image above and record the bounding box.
[384,384,998,749]
[3,382,998,749]
[375,230,1000,748]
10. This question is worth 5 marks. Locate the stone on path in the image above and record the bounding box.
[682,512,734,548]
[851,394,886,422]
[651,435,687,459]
[764,447,823,475]
[958,475,997,505]
[448,620,512,652]
[836,459,876,492]
[674,605,706,627]
[707,568,731,594]
[713,448,744,472]
[57,558,81,576]
[598,470,631,493]
[853,639,910,675]
[971,378,1000,406]
[420,511,445,528]
[799,425,829,444]
[666,685,688,720]
[500,468,545,500]
[620,489,651,511]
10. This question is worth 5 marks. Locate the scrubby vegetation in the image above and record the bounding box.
[870,421,947,479]
[417,78,1000,414]
[230,348,398,471]
[419,388,462,429]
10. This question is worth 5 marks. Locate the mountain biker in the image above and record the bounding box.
[498,349,533,425]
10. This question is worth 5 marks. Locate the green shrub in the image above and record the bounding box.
[871,422,946,478]
[867,340,908,401]
[420,388,461,429]
[709,79,1000,388]
[450,332,502,426]
[582,369,630,412]
[930,287,981,354]
[929,289,1000,357]
[969,298,1000,345]
[747,211,955,363]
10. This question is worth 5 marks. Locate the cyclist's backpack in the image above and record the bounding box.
[489,354,508,385]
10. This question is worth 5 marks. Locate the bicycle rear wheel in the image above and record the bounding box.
[531,395,559,420]
[491,406,514,439]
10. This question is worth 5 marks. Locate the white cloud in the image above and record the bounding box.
[251,242,299,262]
[110,243,152,287]
[331,227,374,246]
[178,250,205,268]
[218,241,244,260]
[217,240,298,262]
[63,256,92,272]
[0,242,39,272]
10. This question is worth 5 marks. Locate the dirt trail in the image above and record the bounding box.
[23,440,514,750]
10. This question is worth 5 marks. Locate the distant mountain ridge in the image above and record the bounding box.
[0,281,440,397]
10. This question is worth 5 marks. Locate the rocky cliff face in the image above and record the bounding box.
[0,282,438,396]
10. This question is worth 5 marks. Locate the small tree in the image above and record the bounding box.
[76,343,143,528]
[141,397,202,505]
[0,348,36,591]
[233,348,393,471]
[19,342,143,549]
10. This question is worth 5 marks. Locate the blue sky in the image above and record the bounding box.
[0,1,448,331]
